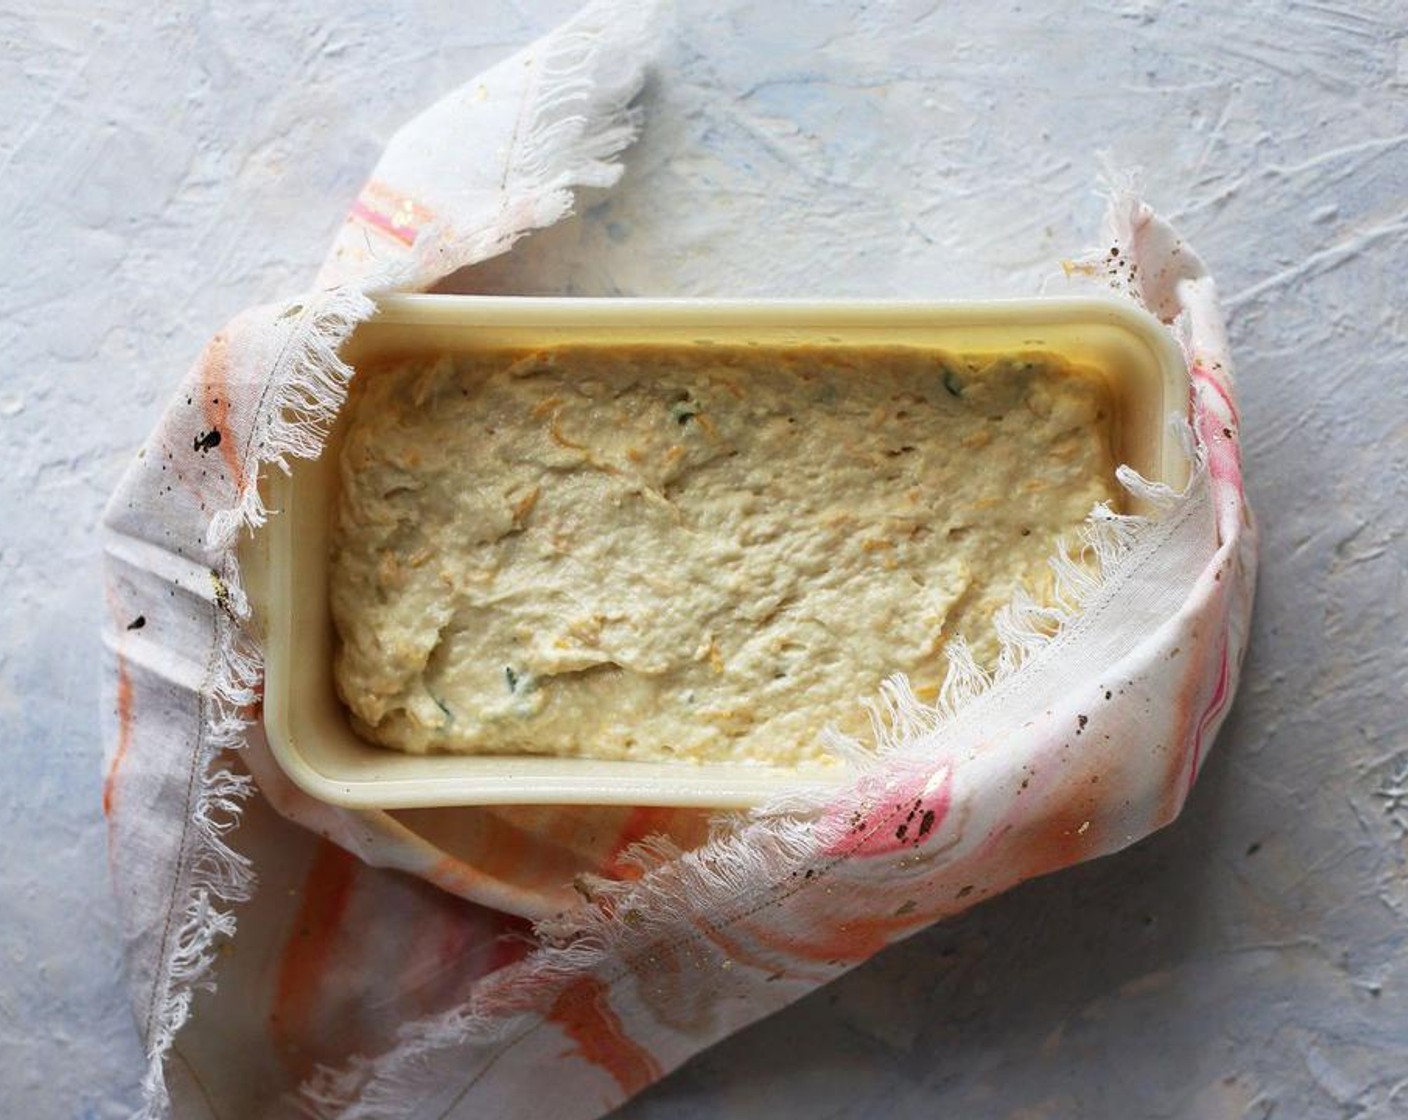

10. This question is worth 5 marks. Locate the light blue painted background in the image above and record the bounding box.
[1,2,1404,1116]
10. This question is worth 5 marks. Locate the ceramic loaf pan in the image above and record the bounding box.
[246,295,1190,810]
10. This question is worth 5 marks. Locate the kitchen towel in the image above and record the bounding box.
[100,4,1256,1115]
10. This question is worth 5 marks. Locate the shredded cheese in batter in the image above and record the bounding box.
[330,344,1118,765]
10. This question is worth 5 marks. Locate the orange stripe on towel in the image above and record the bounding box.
[548,975,661,1098]
[102,655,134,820]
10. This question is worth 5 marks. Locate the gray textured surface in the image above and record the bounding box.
[2,2,1405,1116]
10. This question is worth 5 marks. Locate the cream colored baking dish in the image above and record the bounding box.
[245,295,1189,810]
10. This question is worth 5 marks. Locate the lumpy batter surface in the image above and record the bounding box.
[330,345,1117,765]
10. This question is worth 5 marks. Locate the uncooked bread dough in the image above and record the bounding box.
[330,344,1117,765]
